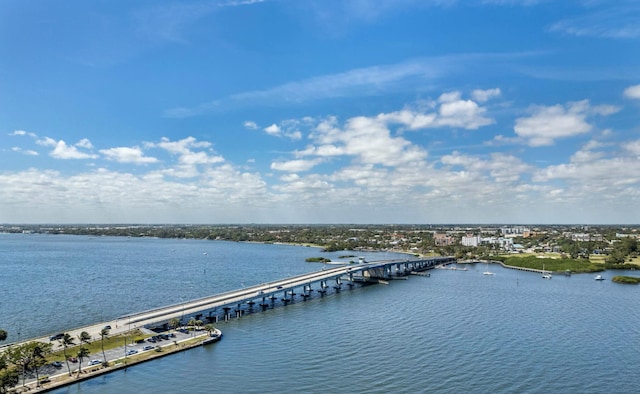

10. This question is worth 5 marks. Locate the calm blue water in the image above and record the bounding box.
[2,233,639,393]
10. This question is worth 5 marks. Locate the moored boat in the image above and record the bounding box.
[202,329,223,345]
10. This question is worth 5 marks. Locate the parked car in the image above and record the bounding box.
[51,361,62,368]
[50,333,64,341]
[103,325,111,330]
[142,345,154,351]
[87,360,101,366]
[126,349,138,356]
[67,357,78,363]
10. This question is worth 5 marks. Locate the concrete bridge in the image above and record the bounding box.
[3,256,455,350]
[131,256,456,330]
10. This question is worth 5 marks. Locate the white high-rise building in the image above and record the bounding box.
[461,234,481,247]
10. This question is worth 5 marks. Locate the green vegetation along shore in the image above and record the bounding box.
[491,255,604,273]
[612,276,640,284]
[305,257,331,263]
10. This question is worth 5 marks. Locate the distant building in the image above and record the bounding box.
[434,233,455,246]
[571,233,603,242]
[501,226,530,238]
[461,234,481,247]
[484,236,514,250]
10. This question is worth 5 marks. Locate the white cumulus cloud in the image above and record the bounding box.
[264,124,281,136]
[49,139,98,160]
[377,91,496,131]
[471,88,501,103]
[514,100,619,147]
[624,84,640,99]
[100,147,159,164]
[624,140,640,156]
[11,147,39,156]
[243,121,258,129]
[271,159,322,172]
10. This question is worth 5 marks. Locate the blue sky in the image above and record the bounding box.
[1,0,639,224]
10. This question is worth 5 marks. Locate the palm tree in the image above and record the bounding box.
[99,328,109,365]
[203,324,215,337]
[76,347,90,376]
[58,333,75,376]
[187,318,196,336]
[169,318,180,332]
[78,331,91,345]
[32,343,52,387]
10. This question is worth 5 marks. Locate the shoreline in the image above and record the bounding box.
[12,329,221,394]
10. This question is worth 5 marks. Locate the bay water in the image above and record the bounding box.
[1,233,639,393]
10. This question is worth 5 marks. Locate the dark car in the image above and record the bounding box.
[67,357,78,363]
[103,325,111,330]
[276,286,283,289]
[51,361,63,368]
[50,333,64,341]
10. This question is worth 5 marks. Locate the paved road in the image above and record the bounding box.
[21,329,201,385]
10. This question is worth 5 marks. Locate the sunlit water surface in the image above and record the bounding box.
[1,234,639,393]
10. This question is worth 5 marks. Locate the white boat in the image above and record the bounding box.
[483,271,495,275]
[541,265,552,279]
[595,275,605,281]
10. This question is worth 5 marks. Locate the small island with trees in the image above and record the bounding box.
[611,276,640,284]
[305,257,331,263]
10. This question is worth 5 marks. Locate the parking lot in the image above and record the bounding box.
[37,328,204,380]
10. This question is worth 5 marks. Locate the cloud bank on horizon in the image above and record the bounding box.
[1,0,639,224]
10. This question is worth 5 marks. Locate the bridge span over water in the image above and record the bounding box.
[4,256,455,350]
[122,256,456,330]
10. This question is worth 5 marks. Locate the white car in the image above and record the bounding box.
[88,360,101,366]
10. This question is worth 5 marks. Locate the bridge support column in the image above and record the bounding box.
[318,280,327,296]
[223,307,231,321]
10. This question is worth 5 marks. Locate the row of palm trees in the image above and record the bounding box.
[0,320,216,392]
[168,317,216,336]
[0,327,112,393]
